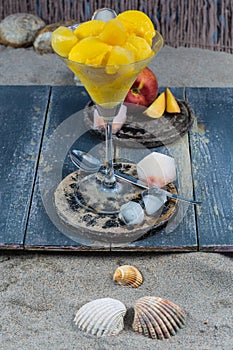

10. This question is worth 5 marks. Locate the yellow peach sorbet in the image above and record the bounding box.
[51,10,161,107]
[124,35,153,61]
[106,46,135,74]
[51,26,78,57]
[99,19,127,46]
[117,10,155,45]
[68,37,111,64]
[74,20,105,39]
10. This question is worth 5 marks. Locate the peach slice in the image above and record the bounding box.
[117,10,155,46]
[99,19,127,46]
[68,37,110,64]
[143,92,165,118]
[74,20,105,39]
[106,46,135,66]
[105,46,135,74]
[166,87,181,113]
[124,35,153,61]
[51,26,78,57]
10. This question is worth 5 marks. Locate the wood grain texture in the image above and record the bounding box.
[0,86,50,248]
[24,86,110,250]
[5,86,231,251]
[187,88,233,251]
[111,88,198,251]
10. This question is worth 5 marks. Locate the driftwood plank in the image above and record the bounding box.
[25,86,110,250]
[187,88,233,251]
[0,86,50,249]
[111,88,198,251]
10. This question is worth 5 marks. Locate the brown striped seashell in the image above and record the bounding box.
[132,296,186,339]
[113,265,143,288]
[74,297,126,337]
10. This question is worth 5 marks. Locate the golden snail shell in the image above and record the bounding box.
[132,296,186,339]
[113,265,143,288]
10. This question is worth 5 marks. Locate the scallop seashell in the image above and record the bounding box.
[74,297,126,337]
[113,265,143,288]
[132,296,186,339]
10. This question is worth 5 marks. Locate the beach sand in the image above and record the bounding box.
[0,44,233,350]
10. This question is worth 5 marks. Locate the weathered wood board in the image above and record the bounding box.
[187,88,233,251]
[0,86,50,248]
[2,86,231,251]
[24,86,110,250]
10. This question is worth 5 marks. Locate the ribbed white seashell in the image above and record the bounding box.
[118,201,144,225]
[74,297,126,337]
[113,265,143,288]
[132,296,186,339]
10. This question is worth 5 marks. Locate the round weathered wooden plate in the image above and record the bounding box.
[84,100,194,148]
[54,163,178,244]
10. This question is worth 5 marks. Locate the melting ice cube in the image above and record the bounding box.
[137,152,176,188]
[118,201,144,226]
[93,105,127,134]
[142,190,167,216]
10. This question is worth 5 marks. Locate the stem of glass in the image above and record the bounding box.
[103,121,116,188]
[95,103,122,189]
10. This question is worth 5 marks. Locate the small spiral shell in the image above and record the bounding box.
[113,265,143,288]
[132,296,186,339]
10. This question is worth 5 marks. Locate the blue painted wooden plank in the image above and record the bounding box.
[0,86,50,248]
[188,88,233,251]
[25,86,110,250]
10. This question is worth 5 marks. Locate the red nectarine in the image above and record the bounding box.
[124,67,158,107]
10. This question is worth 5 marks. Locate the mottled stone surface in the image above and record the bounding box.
[0,13,45,47]
[1,45,233,86]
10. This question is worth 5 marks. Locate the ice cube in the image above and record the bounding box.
[112,104,127,134]
[118,201,144,225]
[93,109,105,131]
[142,190,167,216]
[93,104,127,134]
[137,152,176,188]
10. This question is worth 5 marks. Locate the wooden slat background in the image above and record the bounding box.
[187,87,233,252]
[1,86,232,251]
[25,86,198,251]
[24,86,111,250]
[0,86,50,248]
[0,0,232,53]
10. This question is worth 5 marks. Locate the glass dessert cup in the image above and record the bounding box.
[61,32,163,214]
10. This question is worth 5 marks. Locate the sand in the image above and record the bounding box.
[0,44,233,350]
